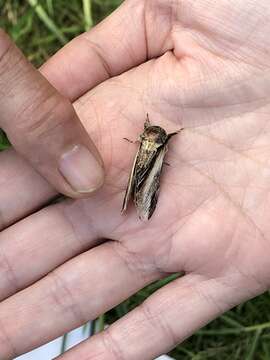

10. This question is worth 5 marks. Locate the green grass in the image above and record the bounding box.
[0,0,122,65]
[1,1,270,359]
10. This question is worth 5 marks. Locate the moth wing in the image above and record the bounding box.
[121,147,140,213]
[135,144,168,221]
[135,147,159,189]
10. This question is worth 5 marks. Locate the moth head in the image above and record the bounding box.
[141,126,167,146]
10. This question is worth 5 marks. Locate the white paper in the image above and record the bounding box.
[16,324,174,360]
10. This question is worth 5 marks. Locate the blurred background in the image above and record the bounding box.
[1,1,270,359]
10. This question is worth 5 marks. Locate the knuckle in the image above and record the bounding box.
[141,300,179,346]
[0,247,19,296]
[47,270,87,324]
[13,93,75,144]
[0,29,12,62]
[0,30,15,75]
[112,241,155,284]
[0,206,8,231]
[102,327,126,360]
[0,30,30,106]
[0,319,18,359]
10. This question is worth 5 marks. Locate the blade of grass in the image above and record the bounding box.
[90,319,96,336]
[27,0,68,45]
[82,321,92,335]
[262,341,270,359]
[31,25,81,45]
[174,346,195,357]
[0,130,10,150]
[10,10,33,41]
[60,332,69,354]
[82,0,93,31]
[46,0,54,16]
[220,314,244,328]
[246,329,262,360]
[115,301,129,318]
[94,314,105,334]
[0,144,10,150]
[198,321,270,336]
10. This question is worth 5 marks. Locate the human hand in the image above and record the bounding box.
[0,30,104,200]
[2,0,270,358]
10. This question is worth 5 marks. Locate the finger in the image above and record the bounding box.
[0,148,56,230]
[0,30,104,197]
[0,241,161,359]
[41,0,173,100]
[0,176,126,301]
[57,274,248,360]
[0,197,104,301]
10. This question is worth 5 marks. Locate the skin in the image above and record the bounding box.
[0,30,104,198]
[1,0,270,358]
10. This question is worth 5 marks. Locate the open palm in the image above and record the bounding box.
[1,0,270,358]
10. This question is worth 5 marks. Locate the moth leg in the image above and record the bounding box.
[144,113,151,129]
[123,138,141,146]
[167,127,184,140]
[123,137,135,143]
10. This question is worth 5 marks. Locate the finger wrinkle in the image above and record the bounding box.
[81,37,113,79]
[0,247,19,297]
[47,269,88,325]
[101,326,127,360]
[112,241,158,285]
[0,205,9,231]
[190,280,227,315]
[0,57,32,100]
[0,315,18,359]
[143,0,149,60]
[0,44,28,99]
[140,299,178,348]
[0,31,13,73]
[11,90,64,139]
[60,200,100,250]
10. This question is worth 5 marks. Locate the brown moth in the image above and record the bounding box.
[122,115,183,221]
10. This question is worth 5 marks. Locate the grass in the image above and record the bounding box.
[1,1,270,359]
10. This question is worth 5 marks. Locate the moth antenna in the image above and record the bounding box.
[167,127,184,140]
[144,113,151,129]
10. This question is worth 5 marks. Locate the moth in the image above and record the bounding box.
[122,115,183,221]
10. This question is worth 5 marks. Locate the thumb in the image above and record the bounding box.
[0,29,104,198]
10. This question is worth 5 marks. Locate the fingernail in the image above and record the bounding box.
[59,145,104,193]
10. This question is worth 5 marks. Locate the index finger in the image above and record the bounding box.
[0,30,104,198]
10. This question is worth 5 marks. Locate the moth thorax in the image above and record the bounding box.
[144,126,167,145]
